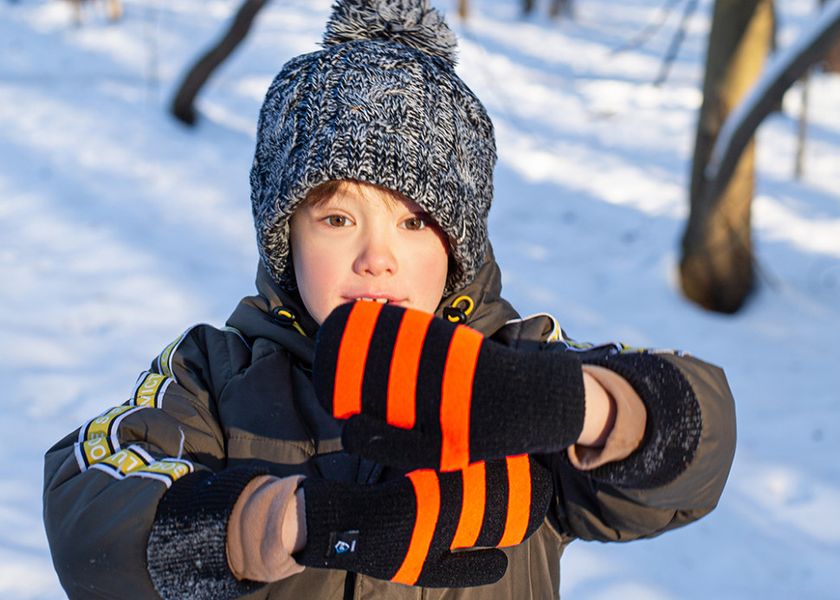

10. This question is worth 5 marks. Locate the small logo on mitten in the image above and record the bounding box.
[327,530,359,557]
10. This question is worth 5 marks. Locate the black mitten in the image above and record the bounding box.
[313,301,585,471]
[296,455,552,588]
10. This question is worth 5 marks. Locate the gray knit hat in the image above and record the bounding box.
[250,0,496,294]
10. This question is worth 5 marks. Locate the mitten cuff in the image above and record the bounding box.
[580,354,702,488]
[147,467,268,600]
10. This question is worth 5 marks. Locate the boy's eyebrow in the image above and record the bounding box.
[304,195,350,210]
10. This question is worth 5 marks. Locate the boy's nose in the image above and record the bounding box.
[353,235,397,277]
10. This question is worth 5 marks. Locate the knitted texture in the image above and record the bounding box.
[323,0,457,62]
[296,455,552,588]
[581,351,703,488]
[250,0,496,294]
[146,468,267,600]
[313,302,585,471]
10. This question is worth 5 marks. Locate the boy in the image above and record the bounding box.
[43,1,736,598]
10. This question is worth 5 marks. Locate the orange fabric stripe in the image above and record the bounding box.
[439,325,483,471]
[498,455,532,547]
[392,469,441,585]
[332,302,383,419]
[450,461,486,550]
[387,309,433,429]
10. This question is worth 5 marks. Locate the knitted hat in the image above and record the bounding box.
[250,0,496,294]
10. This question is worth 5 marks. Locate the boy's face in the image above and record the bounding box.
[289,181,450,324]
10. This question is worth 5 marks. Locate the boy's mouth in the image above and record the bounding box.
[343,294,405,306]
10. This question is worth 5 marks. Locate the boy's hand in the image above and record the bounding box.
[296,455,551,588]
[313,302,585,471]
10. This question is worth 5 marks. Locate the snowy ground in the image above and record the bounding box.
[2,0,839,598]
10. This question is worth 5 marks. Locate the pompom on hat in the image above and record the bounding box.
[250,0,497,294]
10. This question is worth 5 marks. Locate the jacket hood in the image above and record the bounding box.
[226,243,519,364]
[436,243,519,335]
[226,266,319,366]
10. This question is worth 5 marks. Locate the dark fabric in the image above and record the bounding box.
[298,457,551,588]
[147,468,268,600]
[314,303,585,470]
[470,338,584,459]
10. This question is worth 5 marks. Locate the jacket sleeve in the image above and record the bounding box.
[43,325,267,600]
[536,338,736,543]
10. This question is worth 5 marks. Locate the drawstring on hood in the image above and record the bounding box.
[442,295,475,324]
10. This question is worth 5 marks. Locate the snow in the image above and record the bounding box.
[1,0,838,598]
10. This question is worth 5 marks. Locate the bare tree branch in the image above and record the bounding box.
[170,0,269,126]
[654,0,699,86]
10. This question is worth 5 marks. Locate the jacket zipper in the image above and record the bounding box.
[343,571,357,599]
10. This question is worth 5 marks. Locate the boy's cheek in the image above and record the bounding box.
[295,272,343,325]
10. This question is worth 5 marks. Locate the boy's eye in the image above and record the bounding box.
[325,215,351,227]
[403,215,427,231]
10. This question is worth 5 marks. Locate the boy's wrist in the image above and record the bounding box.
[227,474,307,583]
[569,365,647,471]
[577,368,618,447]
[281,488,307,554]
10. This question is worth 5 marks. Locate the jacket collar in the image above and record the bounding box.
[435,244,519,336]
[225,266,319,366]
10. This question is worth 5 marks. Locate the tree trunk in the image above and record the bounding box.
[680,0,774,313]
[106,0,122,22]
[458,0,468,21]
[822,0,840,73]
[549,0,573,19]
[170,0,269,126]
[523,0,535,16]
[794,70,810,179]
[825,34,840,72]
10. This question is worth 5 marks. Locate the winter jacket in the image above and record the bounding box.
[43,255,736,600]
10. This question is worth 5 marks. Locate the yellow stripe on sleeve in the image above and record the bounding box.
[156,326,195,379]
[132,372,171,408]
[81,405,137,442]
[89,445,153,479]
[74,405,147,471]
[157,336,180,378]
[128,459,194,488]
[76,436,113,469]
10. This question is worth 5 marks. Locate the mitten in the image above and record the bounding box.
[313,301,585,471]
[296,454,552,588]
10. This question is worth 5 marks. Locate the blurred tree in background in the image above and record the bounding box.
[67,0,122,25]
[821,0,840,72]
[522,0,573,19]
[171,0,268,125]
[681,0,840,314]
[680,0,774,314]
[458,0,574,21]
